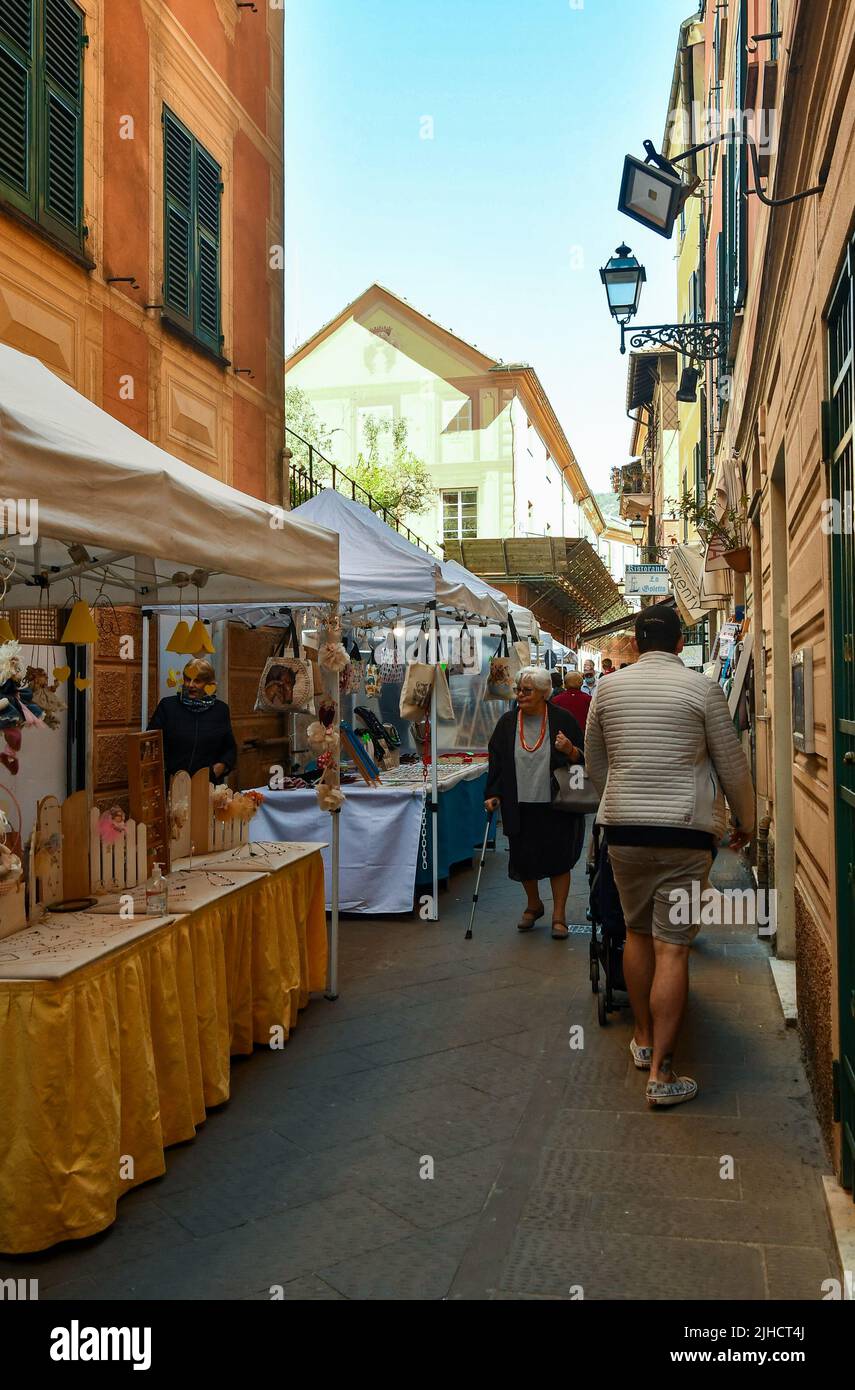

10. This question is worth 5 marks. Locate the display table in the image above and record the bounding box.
[250,765,490,914]
[0,848,327,1255]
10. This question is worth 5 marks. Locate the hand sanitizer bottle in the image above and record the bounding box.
[146,863,168,916]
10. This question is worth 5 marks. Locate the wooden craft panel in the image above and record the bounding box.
[127,731,170,874]
[89,807,148,893]
[190,768,211,857]
[61,791,90,899]
[169,771,193,860]
[28,796,63,918]
[0,882,27,940]
[209,785,250,851]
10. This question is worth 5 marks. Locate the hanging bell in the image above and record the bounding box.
[0,616,15,643]
[165,619,193,654]
[186,619,215,654]
[60,600,98,644]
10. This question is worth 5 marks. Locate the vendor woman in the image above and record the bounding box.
[148,658,237,783]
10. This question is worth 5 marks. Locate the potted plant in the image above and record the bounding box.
[665,491,752,572]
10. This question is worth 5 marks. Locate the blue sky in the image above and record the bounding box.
[286,0,693,492]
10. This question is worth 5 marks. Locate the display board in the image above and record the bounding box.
[126,731,170,874]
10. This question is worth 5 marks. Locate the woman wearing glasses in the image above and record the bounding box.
[484,665,586,939]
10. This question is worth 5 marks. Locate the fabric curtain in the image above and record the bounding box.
[0,855,326,1255]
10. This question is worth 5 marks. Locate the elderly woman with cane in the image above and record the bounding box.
[484,665,586,939]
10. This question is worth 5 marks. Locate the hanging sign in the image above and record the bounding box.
[625,564,670,596]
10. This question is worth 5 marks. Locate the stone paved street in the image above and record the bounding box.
[3,836,840,1301]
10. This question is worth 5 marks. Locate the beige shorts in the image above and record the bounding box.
[607,845,713,947]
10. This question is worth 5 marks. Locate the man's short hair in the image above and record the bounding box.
[635,603,682,654]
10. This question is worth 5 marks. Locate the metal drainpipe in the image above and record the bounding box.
[756,815,771,890]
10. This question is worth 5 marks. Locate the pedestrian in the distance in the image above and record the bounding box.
[580,659,597,696]
[552,669,592,733]
[585,604,755,1108]
[600,658,615,677]
[484,666,586,939]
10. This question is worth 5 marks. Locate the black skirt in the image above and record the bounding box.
[507,803,586,882]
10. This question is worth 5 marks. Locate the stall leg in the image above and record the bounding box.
[140,610,150,731]
[325,806,340,1000]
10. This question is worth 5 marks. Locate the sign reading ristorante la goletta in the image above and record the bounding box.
[624,564,671,596]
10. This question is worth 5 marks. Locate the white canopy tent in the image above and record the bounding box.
[0,345,346,997]
[0,346,340,607]
[290,489,507,622]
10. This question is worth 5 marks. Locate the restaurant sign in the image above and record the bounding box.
[625,564,671,596]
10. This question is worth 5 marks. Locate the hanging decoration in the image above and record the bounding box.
[24,665,65,730]
[186,619,215,655]
[0,615,14,643]
[60,599,98,645]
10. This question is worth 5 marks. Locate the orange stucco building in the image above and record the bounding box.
[0,0,284,501]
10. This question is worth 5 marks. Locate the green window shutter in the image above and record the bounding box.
[163,108,193,331]
[194,145,221,352]
[40,0,84,244]
[0,0,35,218]
[162,106,222,355]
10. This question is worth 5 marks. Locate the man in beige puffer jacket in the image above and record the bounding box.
[585,603,755,1108]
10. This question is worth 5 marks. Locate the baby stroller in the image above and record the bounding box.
[587,823,629,1026]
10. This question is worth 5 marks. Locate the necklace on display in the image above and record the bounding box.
[518,707,547,753]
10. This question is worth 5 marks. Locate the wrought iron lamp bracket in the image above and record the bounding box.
[619,320,724,360]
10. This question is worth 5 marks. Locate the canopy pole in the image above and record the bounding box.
[140,610,151,731]
[326,808,340,999]
[429,600,439,923]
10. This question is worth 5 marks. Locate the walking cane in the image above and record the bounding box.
[465,811,495,940]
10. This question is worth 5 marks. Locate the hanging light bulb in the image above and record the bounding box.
[165,619,193,654]
[186,619,215,654]
[60,599,98,644]
[0,615,15,643]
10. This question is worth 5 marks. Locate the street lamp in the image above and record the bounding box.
[600,243,724,359]
[629,516,646,546]
[618,135,825,241]
[599,244,646,323]
[618,144,696,239]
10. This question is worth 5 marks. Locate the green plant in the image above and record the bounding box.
[285,386,336,480]
[665,490,751,551]
[354,416,435,517]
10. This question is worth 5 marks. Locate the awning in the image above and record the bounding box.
[443,536,630,640]
[579,596,679,646]
[0,346,340,606]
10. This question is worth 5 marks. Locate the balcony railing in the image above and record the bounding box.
[286,427,436,555]
[612,461,652,497]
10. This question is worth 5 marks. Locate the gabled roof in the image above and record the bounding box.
[285,283,500,374]
[286,284,605,528]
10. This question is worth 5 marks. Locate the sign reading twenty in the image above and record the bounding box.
[624,564,670,596]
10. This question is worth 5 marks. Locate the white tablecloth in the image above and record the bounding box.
[251,787,424,913]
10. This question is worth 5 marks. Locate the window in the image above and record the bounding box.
[732,0,749,312]
[442,489,477,540]
[163,107,223,356]
[442,397,472,434]
[0,0,85,252]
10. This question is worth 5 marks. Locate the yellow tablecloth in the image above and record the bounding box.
[0,853,327,1254]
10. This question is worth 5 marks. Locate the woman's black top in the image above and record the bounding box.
[486,703,585,838]
[147,697,238,782]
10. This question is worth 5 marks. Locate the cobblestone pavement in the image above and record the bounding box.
[2,836,840,1301]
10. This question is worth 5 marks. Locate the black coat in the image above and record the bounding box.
[148,696,238,782]
[486,703,585,838]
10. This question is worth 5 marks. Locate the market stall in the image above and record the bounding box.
[180,489,523,925]
[0,345,341,1253]
[252,759,490,914]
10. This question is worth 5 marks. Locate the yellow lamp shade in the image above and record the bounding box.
[165,619,193,654]
[186,619,215,654]
[0,616,15,643]
[60,600,98,645]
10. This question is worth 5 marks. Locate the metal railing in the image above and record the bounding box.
[285,427,436,555]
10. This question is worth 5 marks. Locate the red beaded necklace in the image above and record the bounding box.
[518,705,547,753]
